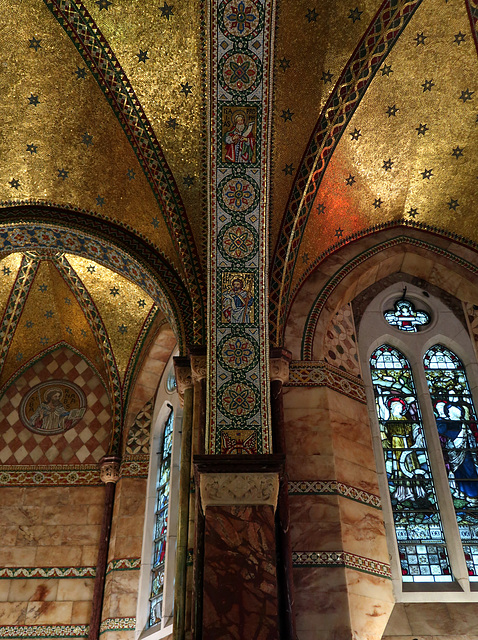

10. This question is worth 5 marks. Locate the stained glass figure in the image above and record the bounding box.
[149,408,174,627]
[370,345,453,582]
[384,298,430,332]
[424,345,478,579]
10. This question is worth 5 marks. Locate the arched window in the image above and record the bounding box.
[149,406,174,626]
[424,345,478,580]
[370,344,452,582]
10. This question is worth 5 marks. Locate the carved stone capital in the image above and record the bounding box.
[191,354,207,383]
[270,348,292,384]
[199,472,280,512]
[99,456,121,484]
[174,356,192,402]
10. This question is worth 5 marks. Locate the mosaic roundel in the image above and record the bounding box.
[218,175,259,215]
[219,223,257,261]
[219,0,264,41]
[219,381,258,418]
[219,51,262,94]
[219,333,257,372]
[20,380,87,435]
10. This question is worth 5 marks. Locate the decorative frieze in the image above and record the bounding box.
[119,456,149,478]
[99,618,136,634]
[292,551,391,579]
[288,480,381,509]
[0,625,88,638]
[200,472,279,511]
[0,566,95,579]
[286,360,366,403]
[105,558,141,574]
[0,465,101,486]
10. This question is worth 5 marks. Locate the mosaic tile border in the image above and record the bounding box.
[288,480,381,509]
[292,551,391,579]
[208,0,273,454]
[0,625,88,638]
[44,0,206,337]
[106,558,141,575]
[120,456,149,478]
[269,0,424,345]
[99,618,136,634]
[0,566,95,579]
[0,465,101,486]
[286,361,366,403]
[301,235,478,360]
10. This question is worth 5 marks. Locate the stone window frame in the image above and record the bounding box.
[358,280,478,602]
[135,354,183,639]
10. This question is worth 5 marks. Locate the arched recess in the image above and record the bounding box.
[284,228,478,361]
[0,206,194,350]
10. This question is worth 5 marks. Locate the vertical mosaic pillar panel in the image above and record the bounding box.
[209,0,273,454]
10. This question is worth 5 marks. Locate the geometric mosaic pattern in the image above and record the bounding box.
[292,551,391,579]
[0,465,101,486]
[269,0,424,345]
[209,0,273,454]
[0,626,89,638]
[0,347,111,465]
[99,618,136,633]
[125,399,153,455]
[323,303,361,377]
[285,361,366,404]
[288,480,381,509]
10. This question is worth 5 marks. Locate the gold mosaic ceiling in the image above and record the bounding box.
[0,0,476,353]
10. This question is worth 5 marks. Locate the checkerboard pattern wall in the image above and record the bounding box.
[0,347,112,464]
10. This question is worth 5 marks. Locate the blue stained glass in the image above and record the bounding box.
[424,345,478,577]
[149,408,174,628]
[370,345,453,582]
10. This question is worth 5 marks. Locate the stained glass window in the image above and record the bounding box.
[424,345,478,580]
[149,407,174,627]
[370,345,453,582]
[384,298,430,332]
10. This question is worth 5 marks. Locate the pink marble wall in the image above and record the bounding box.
[202,504,279,640]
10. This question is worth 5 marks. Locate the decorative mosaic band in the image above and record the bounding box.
[269,0,424,345]
[0,466,101,486]
[0,566,95,579]
[99,618,136,634]
[119,457,149,478]
[0,625,88,638]
[292,551,391,579]
[285,361,366,403]
[208,0,273,454]
[288,480,381,509]
[301,235,478,360]
[106,558,141,574]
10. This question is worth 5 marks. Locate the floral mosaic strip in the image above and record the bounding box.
[106,558,141,574]
[269,0,424,345]
[0,625,88,638]
[0,466,101,486]
[120,457,149,478]
[0,566,95,579]
[44,0,206,337]
[288,480,381,508]
[292,551,391,579]
[301,236,478,360]
[99,618,136,634]
[286,361,366,403]
[209,0,273,454]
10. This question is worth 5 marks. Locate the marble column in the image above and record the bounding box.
[195,455,283,640]
[270,348,296,640]
[88,455,120,640]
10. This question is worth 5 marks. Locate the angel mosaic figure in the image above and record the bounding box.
[384,298,430,332]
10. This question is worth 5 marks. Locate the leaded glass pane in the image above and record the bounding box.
[148,408,174,628]
[370,345,453,582]
[383,298,430,332]
[424,345,478,577]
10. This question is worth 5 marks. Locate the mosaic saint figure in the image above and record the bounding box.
[224,113,255,163]
[223,278,253,323]
[29,388,83,433]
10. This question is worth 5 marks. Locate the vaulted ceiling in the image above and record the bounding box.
[0,0,476,379]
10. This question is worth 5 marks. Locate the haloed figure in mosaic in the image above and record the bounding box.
[29,388,84,434]
[223,277,253,323]
[224,112,255,163]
